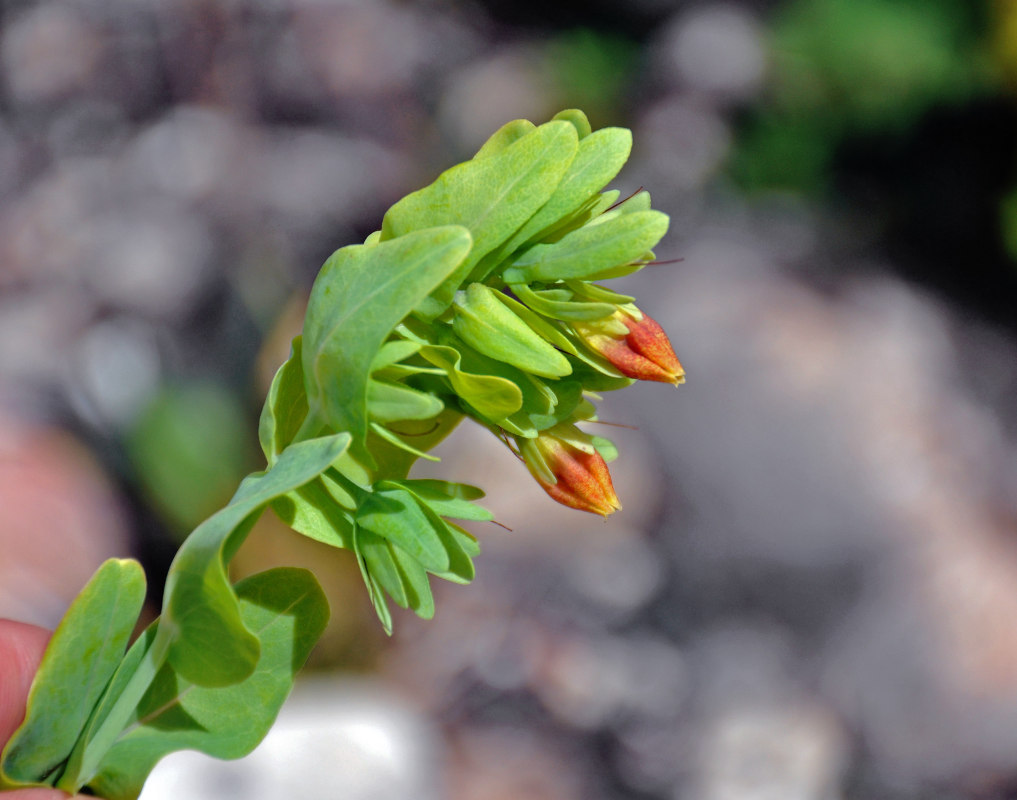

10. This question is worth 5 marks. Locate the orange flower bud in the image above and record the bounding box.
[574,308,684,385]
[518,429,621,516]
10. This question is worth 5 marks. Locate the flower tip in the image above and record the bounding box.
[521,429,622,517]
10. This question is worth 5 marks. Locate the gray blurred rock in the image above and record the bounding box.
[1,3,103,104]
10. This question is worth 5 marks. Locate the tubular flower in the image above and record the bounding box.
[574,307,684,385]
[518,430,621,516]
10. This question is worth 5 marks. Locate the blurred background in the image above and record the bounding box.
[2,0,1017,797]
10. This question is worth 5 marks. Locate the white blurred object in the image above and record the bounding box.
[658,4,766,100]
[64,316,162,432]
[139,678,441,800]
[689,702,848,800]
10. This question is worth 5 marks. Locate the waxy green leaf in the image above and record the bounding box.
[381,121,579,317]
[302,226,472,456]
[503,210,669,284]
[470,126,633,282]
[259,337,309,465]
[367,379,445,422]
[473,118,537,159]
[271,472,357,551]
[552,108,592,139]
[162,432,349,688]
[452,283,572,378]
[509,282,616,321]
[1,559,146,789]
[418,343,523,419]
[85,568,329,800]
[380,478,493,522]
[356,487,449,573]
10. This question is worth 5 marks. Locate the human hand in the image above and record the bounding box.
[0,620,83,799]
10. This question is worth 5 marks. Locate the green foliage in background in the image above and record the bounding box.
[730,0,992,194]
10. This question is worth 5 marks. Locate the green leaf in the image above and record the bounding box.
[473,118,537,159]
[509,282,615,321]
[452,283,572,379]
[380,478,493,522]
[271,472,357,551]
[470,127,632,282]
[381,121,579,318]
[430,521,478,585]
[370,340,422,371]
[552,108,592,139]
[369,422,443,463]
[591,434,619,463]
[566,280,634,305]
[302,226,472,456]
[492,289,578,355]
[85,568,329,800]
[358,528,410,609]
[367,379,444,422]
[351,525,393,634]
[364,408,464,481]
[503,210,669,284]
[389,546,435,619]
[355,487,450,573]
[162,433,349,688]
[259,337,309,465]
[418,343,523,419]
[0,559,146,789]
[448,522,482,558]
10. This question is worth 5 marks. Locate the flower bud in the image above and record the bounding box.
[518,428,621,516]
[573,307,684,385]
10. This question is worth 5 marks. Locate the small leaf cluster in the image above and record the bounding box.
[262,109,670,629]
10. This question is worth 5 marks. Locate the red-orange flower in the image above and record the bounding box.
[574,308,684,385]
[518,429,621,516]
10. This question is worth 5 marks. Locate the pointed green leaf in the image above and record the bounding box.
[363,408,464,481]
[271,472,356,551]
[367,380,444,423]
[371,340,422,371]
[1,559,146,789]
[552,108,592,139]
[384,479,493,522]
[258,337,309,465]
[566,280,634,305]
[381,121,579,317]
[389,546,434,619]
[162,433,349,688]
[352,525,393,634]
[359,529,410,609]
[302,226,472,455]
[503,210,669,283]
[85,568,329,800]
[492,289,578,354]
[367,422,440,462]
[356,487,450,573]
[509,282,615,322]
[473,118,537,159]
[418,343,523,419]
[470,127,632,282]
[452,283,572,378]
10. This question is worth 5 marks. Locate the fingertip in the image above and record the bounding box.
[0,619,52,745]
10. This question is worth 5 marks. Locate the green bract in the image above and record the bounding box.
[0,109,678,799]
